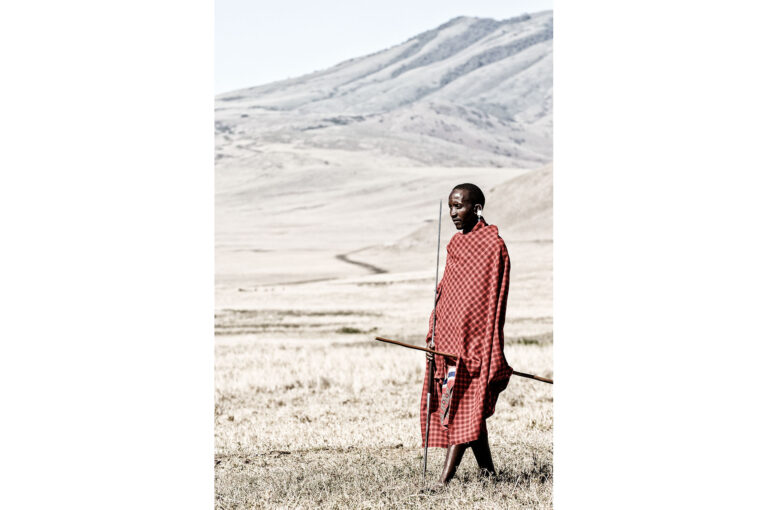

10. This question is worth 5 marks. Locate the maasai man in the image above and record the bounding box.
[421,183,514,485]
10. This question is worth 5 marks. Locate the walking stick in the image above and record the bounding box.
[422,200,442,483]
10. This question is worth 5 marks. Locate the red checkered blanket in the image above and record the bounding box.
[420,218,513,447]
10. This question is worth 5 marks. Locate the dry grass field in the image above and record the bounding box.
[215,335,552,509]
[214,246,553,509]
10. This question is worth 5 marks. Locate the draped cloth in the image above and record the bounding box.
[420,218,513,447]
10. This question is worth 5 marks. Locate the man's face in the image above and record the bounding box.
[448,188,476,231]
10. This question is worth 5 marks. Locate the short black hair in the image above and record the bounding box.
[452,183,485,207]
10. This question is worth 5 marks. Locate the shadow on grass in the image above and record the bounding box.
[495,458,553,485]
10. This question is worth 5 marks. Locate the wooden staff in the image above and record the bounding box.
[422,200,442,483]
[374,336,554,385]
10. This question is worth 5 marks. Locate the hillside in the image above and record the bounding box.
[215,11,552,168]
[215,11,553,293]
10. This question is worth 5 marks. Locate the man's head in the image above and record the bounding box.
[449,183,485,233]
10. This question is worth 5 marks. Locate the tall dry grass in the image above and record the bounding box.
[215,332,552,509]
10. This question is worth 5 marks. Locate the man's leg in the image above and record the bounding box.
[469,430,496,477]
[439,443,467,484]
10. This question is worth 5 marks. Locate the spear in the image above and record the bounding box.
[374,336,554,385]
[422,200,442,483]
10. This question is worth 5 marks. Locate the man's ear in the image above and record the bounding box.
[475,205,483,217]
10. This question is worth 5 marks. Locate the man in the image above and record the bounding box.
[420,183,514,485]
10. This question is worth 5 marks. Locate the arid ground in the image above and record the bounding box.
[215,237,552,509]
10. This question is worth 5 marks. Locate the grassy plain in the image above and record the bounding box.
[214,264,553,509]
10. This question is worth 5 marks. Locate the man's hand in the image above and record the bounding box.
[425,340,435,362]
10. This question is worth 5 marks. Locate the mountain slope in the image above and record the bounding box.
[215,11,552,168]
[346,163,552,274]
[215,11,553,290]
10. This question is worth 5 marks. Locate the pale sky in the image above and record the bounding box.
[215,0,553,94]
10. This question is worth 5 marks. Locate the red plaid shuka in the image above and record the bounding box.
[420,218,513,447]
